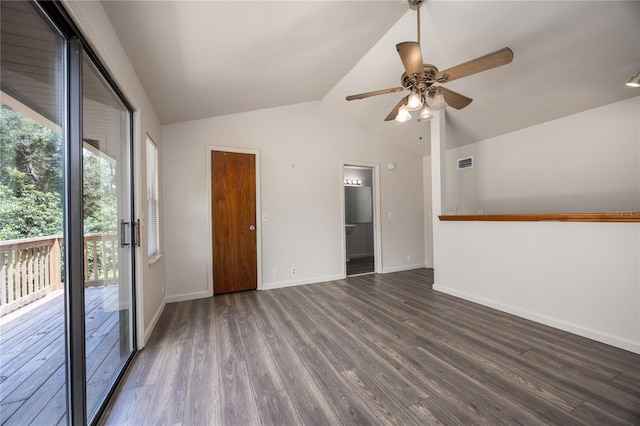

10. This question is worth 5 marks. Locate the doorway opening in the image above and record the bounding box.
[343,164,380,276]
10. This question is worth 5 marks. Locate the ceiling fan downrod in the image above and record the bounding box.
[409,0,423,44]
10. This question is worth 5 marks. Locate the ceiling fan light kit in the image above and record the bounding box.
[418,104,433,121]
[346,0,514,123]
[407,92,423,110]
[395,105,412,122]
[430,91,448,111]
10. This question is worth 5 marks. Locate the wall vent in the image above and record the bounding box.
[457,156,473,170]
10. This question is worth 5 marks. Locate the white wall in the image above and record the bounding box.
[422,156,434,268]
[445,97,640,215]
[63,1,166,347]
[162,101,425,300]
[429,99,640,354]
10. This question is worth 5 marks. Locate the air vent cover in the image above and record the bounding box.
[457,156,473,170]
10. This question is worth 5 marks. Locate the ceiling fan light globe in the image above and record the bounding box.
[418,105,433,121]
[431,93,448,111]
[395,105,412,122]
[407,92,423,110]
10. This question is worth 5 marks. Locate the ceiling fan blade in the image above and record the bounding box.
[431,87,473,110]
[396,42,424,77]
[346,87,405,101]
[435,47,513,82]
[384,95,409,121]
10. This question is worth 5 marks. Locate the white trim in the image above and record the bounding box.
[166,291,211,304]
[132,110,146,350]
[147,253,162,266]
[206,145,262,296]
[142,298,165,347]
[341,161,382,278]
[380,264,426,274]
[260,274,345,291]
[433,284,640,355]
[146,134,161,259]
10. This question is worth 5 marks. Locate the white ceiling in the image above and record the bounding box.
[101,1,407,124]
[103,1,640,155]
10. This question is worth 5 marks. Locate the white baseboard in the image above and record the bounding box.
[166,290,212,303]
[380,263,426,274]
[433,284,640,355]
[260,274,344,291]
[140,298,166,349]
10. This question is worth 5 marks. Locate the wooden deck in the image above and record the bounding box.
[0,285,122,425]
[103,269,640,425]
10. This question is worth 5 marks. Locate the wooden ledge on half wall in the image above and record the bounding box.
[438,211,640,223]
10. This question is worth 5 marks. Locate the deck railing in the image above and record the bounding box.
[83,233,119,286]
[0,233,118,316]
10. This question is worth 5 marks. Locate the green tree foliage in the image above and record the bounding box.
[1,103,118,240]
[1,104,63,240]
[0,104,62,195]
[83,151,118,234]
[0,172,63,239]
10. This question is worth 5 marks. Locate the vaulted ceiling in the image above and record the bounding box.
[102,1,640,155]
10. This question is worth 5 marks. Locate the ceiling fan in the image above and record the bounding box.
[345,0,513,122]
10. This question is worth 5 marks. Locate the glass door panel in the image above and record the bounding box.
[81,55,134,422]
[0,1,67,424]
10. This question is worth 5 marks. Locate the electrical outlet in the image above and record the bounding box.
[291,267,297,276]
[407,254,411,261]
[273,269,279,278]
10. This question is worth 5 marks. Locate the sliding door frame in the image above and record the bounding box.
[65,35,88,424]
[34,2,138,425]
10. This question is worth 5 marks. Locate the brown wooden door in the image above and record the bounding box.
[211,151,257,294]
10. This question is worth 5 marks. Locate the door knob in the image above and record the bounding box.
[249,225,256,231]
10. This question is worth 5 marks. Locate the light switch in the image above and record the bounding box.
[262,213,268,222]
[388,212,394,219]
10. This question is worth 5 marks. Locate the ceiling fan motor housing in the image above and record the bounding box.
[401,64,438,91]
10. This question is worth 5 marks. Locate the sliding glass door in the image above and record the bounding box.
[0,2,136,424]
[82,55,134,421]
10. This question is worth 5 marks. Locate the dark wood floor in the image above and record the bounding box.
[0,286,122,425]
[102,269,640,425]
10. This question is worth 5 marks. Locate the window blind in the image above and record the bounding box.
[146,136,160,258]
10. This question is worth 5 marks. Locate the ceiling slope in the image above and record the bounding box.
[102,0,407,124]
[102,1,640,156]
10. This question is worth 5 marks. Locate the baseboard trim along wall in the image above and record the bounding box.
[166,290,212,304]
[381,263,426,274]
[261,274,345,291]
[433,284,640,355]
[141,299,166,349]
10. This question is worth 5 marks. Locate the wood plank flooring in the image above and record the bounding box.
[101,269,640,425]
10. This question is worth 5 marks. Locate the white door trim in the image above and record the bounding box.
[341,161,382,276]
[206,145,262,295]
